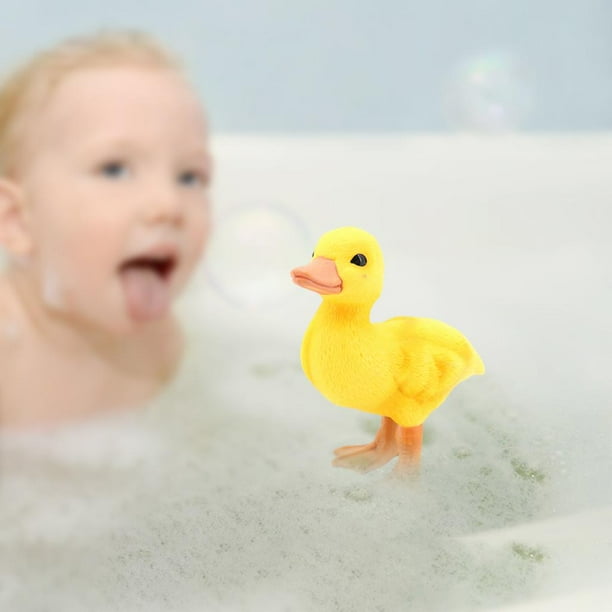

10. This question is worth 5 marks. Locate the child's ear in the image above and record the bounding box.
[0,178,32,256]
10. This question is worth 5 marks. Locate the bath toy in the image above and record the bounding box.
[291,227,485,477]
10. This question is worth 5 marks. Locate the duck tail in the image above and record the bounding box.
[471,350,486,376]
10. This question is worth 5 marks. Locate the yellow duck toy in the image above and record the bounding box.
[291,227,485,476]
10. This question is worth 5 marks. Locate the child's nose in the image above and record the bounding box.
[144,181,184,225]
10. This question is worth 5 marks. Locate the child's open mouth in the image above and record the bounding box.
[119,251,178,322]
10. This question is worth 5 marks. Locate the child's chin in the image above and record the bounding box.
[74,307,174,337]
[57,289,177,335]
[116,311,175,335]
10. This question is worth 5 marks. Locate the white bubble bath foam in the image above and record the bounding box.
[1,135,610,611]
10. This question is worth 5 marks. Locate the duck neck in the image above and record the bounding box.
[317,300,372,327]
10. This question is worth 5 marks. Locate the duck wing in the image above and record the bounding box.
[381,316,485,402]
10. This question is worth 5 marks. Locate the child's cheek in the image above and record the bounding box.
[40,258,70,310]
[39,224,114,313]
[37,242,90,312]
[190,213,211,276]
[196,207,212,258]
[32,229,77,311]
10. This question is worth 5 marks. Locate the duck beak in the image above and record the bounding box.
[291,257,342,295]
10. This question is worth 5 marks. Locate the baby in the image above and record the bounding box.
[0,32,212,427]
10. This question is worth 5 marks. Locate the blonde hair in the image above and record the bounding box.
[0,30,182,177]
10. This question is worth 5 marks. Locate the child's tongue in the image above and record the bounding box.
[121,266,171,322]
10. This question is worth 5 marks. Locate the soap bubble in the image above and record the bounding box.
[205,204,311,308]
[444,51,533,131]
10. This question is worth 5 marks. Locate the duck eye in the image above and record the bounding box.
[350,253,367,267]
[312,251,315,258]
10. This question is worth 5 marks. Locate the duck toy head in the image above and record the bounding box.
[291,226,485,478]
[292,226,385,307]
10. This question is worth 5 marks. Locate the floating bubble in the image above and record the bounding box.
[205,204,311,308]
[445,51,533,131]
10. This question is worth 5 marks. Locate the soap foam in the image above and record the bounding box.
[2,307,607,612]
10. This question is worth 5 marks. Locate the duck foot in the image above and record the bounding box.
[390,424,422,479]
[332,416,398,472]
[332,417,423,476]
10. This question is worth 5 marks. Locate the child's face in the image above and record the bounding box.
[15,65,211,334]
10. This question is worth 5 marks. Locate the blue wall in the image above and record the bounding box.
[1,0,610,131]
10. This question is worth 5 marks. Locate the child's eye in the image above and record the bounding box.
[178,170,209,187]
[99,161,129,179]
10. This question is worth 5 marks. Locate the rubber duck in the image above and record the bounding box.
[291,227,484,476]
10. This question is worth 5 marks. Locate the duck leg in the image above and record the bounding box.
[332,416,398,472]
[392,424,423,478]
